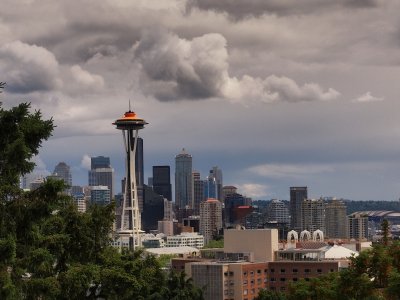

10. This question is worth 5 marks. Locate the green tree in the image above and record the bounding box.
[0,89,204,299]
[162,270,203,300]
[386,270,400,300]
[255,288,287,300]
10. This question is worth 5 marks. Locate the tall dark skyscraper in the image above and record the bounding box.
[290,186,308,231]
[192,171,204,215]
[152,165,172,201]
[53,162,72,194]
[175,148,193,209]
[208,166,223,201]
[89,156,114,197]
[134,137,144,186]
[91,156,110,169]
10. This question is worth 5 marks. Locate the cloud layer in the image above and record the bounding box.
[135,30,340,102]
[0,0,398,200]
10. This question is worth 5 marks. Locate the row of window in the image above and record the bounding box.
[243,268,330,276]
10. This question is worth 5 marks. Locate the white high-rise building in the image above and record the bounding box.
[348,213,368,240]
[267,199,290,224]
[301,198,325,233]
[200,198,223,244]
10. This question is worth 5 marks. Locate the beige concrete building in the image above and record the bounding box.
[200,198,223,244]
[301,198,325,233]
[348,213,368,240]
[185,260,339,300]
[224,229,279,262]
[325,199,347,238]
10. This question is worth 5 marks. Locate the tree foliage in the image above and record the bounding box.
[0,91,203,299]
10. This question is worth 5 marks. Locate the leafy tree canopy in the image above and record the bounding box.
[0,84,203,299]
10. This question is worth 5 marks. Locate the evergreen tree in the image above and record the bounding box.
[0,85,204,299]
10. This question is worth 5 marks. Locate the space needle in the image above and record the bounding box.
[113,108,148,250]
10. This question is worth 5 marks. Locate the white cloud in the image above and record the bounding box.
[352,91,384,103]
[224,74,340,103]
[136,30,340,103]
[70,65,104,88]
[235,183,269,199]
[31,155,51,176]
[248,163,335,178]
[80,154,92,170]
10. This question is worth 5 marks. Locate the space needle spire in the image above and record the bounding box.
[113,109,148,250]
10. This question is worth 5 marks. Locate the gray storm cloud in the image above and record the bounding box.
[187,0,380,18]
[0,41,61,93]
[135,30,340,103]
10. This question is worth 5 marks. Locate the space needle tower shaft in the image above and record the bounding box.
[113,110,148,250]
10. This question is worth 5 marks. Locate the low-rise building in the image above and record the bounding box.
[166,232,204,248]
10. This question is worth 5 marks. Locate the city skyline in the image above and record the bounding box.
[2,1,400,200]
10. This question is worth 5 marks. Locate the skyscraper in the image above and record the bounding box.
[267,199,290,224]
[325,198,347,239]
[53,162,72,187]
[204,176,217,199]
[152,165,172,201]
[113,109,148,250]
[301,198,325,233]
[53,162,72,194]
[200,198,223,244]
[175,148,193,209]
[91,156,110,169]
[208,166,223,201]
[90,186,111,206]
[290,186,308,231]
[192,171,204,215]
[348,213,368,240]
[89,156,115,197]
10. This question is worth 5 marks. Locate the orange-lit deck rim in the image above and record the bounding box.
[113,111,148,127]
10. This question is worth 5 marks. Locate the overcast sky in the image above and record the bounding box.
[1,0,400,200]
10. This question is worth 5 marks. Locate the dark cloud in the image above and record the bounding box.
[134,30,340,102]
[187,0,380,18]
[0,41,61,93]
[135,29,228,100]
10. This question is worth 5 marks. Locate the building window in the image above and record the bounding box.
[293,278,298,282]
[280,287,286,291]
[264,269,268,273]
[305,269,311,273]
[257,278,262,284]
[250,279,254,285]
[243,280,248,285]
[280,278,286,282]
[257,269,261,274]
[292,268,298,273]
[243,271,247,276]
[243,289,248,295]
[280,269,286,273]
[270,269,275,273]
[270,278,276,282]
[250,271,254,276]
[317,269,322,274]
